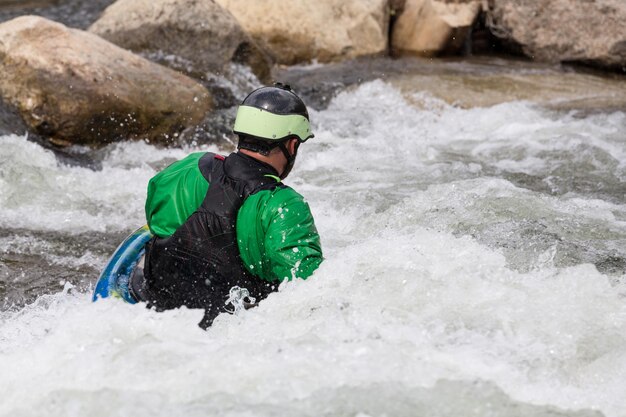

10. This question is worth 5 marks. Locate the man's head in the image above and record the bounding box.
[233,83,313,179]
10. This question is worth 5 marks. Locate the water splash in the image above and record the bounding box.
[224,286,256,314]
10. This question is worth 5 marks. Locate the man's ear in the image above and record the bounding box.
[288,138,299,153]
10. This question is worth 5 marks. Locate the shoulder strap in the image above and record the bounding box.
[250,177,286,196]
[198,152,221,183]
[198,152,285,204]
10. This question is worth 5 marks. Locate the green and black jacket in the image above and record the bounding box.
[143,151,322,323]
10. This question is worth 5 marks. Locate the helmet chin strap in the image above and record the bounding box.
[278,140,300,179]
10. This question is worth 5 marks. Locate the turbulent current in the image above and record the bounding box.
[1,59,625,417]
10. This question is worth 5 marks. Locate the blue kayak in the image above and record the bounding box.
[92,225,153,303]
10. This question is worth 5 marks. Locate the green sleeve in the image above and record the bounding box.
[145,152,209,238]
[237,186,323,282]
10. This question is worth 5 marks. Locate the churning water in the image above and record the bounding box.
[1,60,625,417]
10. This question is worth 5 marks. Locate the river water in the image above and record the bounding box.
[1,56,626,417]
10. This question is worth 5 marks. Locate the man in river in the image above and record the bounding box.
[131,84,323,328]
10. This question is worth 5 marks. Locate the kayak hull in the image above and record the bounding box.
[92,225,153,303]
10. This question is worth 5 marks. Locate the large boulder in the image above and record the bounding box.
[485,0,626,71]
[89,0,271,81]
[0,16,212,147]
[215,0,389,65]
[392,0,481,56]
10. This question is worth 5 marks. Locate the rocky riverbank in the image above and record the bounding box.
[0,0,625,149]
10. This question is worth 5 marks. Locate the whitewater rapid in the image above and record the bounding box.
[1,79,625,417]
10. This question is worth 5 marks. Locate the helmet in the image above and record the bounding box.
[233,83,314,143]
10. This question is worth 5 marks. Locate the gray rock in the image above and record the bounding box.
[0,0,57,9]
[485,0,626,71]
[0,0,115,30]
[89,0,271,81]
[215,0,390,65]
[0,15,212,147]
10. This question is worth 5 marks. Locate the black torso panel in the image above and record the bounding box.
[143,152,283,327]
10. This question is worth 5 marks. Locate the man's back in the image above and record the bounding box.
[141,151,322,326]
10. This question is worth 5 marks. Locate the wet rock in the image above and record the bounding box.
[0,96,28,137]
[215,0,389,65]
[0,227,125,310]
[0,15,212,147]
[0,0,115,30]
[89,0,271,82]
[0,0,58,10]
[391,0,481,56]
[485,0,626,72]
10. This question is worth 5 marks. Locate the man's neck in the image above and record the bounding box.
[238,148,284,176]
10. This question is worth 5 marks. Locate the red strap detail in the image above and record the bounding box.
[214,154,225,160]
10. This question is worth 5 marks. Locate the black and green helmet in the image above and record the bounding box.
[233,83,314,143]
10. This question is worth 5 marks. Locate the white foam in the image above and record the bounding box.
[0,228,624,416]
[0,136,220,233]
